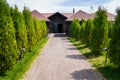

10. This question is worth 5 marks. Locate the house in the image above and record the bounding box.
[31,10,115,34]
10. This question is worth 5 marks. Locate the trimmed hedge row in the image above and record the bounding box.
[0,0,47,73]
[90,7,108,55]
[70,7,108,55]
[70,7,120,67]
[109,8,120,67]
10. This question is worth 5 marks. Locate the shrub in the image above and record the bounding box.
[83,19,93,46]
[23,7,36,51]
[90,7,108,55]
[79,19,86,42]
[0,0,18,73]
[70,18,81,40]
[11,6,28,52]
[109,8,120,67]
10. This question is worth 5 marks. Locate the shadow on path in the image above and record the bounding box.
[66,54,87,60]
[67,47,77,50]
[54,33,68,37]
[70,69,101,80]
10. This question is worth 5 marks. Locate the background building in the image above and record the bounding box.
[31,10,115,34]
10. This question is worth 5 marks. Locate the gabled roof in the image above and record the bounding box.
[31,10,49,21]
[48,12,67,20]
[61,13,73,18]
[66,10,90,21]
[42,13,73,18]
[42,13,53,18]
[31,10,115,22]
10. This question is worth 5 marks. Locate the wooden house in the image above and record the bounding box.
[31,10,115,35]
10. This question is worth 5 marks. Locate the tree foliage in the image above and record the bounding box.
[34,19,47,42]
[40,20,47,38]
[83,19,93,46]
[70,18,81,40]
[23,7,36,51]
[109,8,120,67]
[11,6,28,52]
[79,19,86,42]
[0,0,47,73]
[90,7,108,55]
[0,0,18,72]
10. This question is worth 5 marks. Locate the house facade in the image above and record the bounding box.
[31,10,115,35]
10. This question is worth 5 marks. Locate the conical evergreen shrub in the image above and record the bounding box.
[109,8,120,67]
[90,7,108,55]
[11,6,28,52]
[83,19,93,46]
[23,7,36,51]
[0,0,18,73]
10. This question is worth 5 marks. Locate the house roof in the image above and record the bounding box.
[31,10,115,21]
[89,12,115,21]
[42,13,53,18]
[48,12,67,19]
[66,10,90,21]
[48,12,68,21]
[61,13,73,18]
[107,13,115,21]
[31,10,49,21]
[42,13,73,18]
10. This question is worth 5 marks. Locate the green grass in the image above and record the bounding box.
[68,37,120,80]
[0,38,48,80]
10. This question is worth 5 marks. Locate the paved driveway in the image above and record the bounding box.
[23,33,105,80]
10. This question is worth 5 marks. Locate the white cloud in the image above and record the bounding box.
[6,0,69,12]
[103,0,120,14]
[6,0,120,14]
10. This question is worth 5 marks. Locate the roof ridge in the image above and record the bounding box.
[48,12,67,19]
[31,10,49,21]
[69,10,90,19]
[32,10,46,18]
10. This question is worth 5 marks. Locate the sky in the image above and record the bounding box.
[6,0,120,14]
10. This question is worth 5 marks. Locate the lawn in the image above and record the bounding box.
[0,38,48,80]
[69,38,120,80]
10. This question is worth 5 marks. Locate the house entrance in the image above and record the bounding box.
[58,24,63,33]
[48,12,67,33]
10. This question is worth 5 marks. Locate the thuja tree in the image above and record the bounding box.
[33,18,41,42]
[76,20,81,41]
[74,19,81,40]
[70,18,81,40]
[83,19,93,46]
[70,18,76,38]
[0,0,18,72]
[108,21,114,38]
[90,7,108,55]
[40,20,47,38]
[109,8,120,67]
[34,19,47,42]
[11,6,28,52]
[23,7,36,51]
[79,19,86,42]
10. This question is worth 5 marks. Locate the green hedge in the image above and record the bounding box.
[109,8,120,67]
[83,19,93,46]
[11,6,28,52]
[0,0,18,73]
[90,7,108,55]
[70,18,81,40]
[23,7,36,51]
[0,0,47,73]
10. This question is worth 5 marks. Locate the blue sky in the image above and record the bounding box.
[61,0,108,6]
[6,0,120,14]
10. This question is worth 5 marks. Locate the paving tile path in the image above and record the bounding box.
[23,33,105,80]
